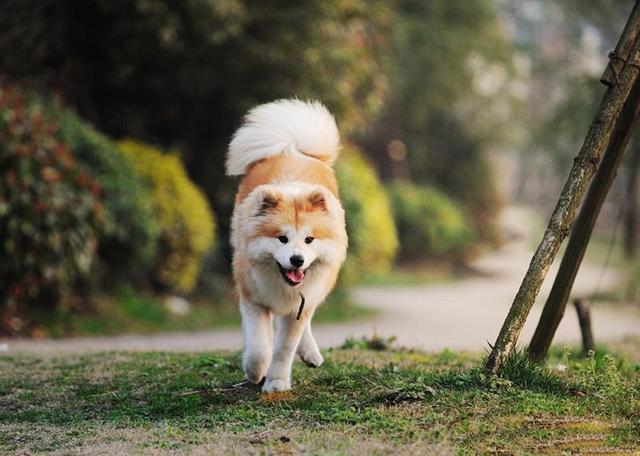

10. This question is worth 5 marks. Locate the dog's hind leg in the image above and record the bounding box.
[263,310,311,392]
[297,322,324,368]
[240,297,272,384]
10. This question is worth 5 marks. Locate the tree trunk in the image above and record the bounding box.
[527,78,640,363]
[485,5,640,374]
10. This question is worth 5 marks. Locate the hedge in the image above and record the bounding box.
[387,182,476,262]
[335,146,398,283]
[118,140,215,293]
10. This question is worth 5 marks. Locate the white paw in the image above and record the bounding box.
[262,377,291,392]
[299,349,324,368]
[243,350,270,384]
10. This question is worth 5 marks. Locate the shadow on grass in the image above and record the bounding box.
[2,346,638,454]
[1,348,585,429]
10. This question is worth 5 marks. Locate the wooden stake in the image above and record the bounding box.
[602,3,640,87]
[485,6,640,373]
[573,298,595,356]
[528,78,640,363]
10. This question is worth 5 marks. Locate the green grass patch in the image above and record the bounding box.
[1,342,638,454]
[31,285,373,338]
[361,263,456,287]
[31,286,240,337]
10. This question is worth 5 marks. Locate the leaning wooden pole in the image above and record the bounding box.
[485,2,640,374]
[528,77,640,363]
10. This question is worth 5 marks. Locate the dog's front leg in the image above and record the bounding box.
[263,309,310,392]
[297,320,324,367]
[240,297,272,384]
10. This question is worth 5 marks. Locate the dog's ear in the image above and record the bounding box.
[255,188,281,216]
[308,190,327,212]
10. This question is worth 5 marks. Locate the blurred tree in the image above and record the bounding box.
[358,0,514,246]
[0,0,390,271]
[507,0,637,253]
[504,0,630,195]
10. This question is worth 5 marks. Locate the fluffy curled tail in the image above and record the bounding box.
[226,99,340,176]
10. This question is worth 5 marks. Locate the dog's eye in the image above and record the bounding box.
[278,236,288,244]
[305,237,314,244]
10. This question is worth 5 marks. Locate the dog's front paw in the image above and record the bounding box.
[262,377,291,392]
[243,350,270,384]
[299,349,324,368]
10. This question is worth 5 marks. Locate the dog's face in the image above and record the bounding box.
[243,184,346,288]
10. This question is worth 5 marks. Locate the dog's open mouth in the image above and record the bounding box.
[278,263,305,286]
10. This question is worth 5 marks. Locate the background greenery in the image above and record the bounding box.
[58,110,159,282]
[1,0,638,335]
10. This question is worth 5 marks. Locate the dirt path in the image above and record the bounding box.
[3,207,640,355]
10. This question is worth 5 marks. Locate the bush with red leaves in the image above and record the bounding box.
[0,81,104,333]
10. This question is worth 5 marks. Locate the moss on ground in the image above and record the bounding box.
[0,341,638,454]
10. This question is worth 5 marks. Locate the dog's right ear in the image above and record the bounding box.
[255,188,281,217]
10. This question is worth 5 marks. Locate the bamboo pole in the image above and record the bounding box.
[528,77,640,363]
[485,5,640,373]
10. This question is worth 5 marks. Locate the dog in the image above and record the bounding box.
[226,99,348,392]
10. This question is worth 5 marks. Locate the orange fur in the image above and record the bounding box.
[251,193,339,241]
[236,154,338,204]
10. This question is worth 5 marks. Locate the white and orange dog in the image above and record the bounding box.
[226,99,348,392]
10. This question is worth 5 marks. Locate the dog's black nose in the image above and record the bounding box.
[290,255,304,268]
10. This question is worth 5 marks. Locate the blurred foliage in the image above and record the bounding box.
[0,82,103,332]
[505,0,629,202]
[335,146,398,283]
[387,183,476,262]
[417,116,504,247]
[385,0,513,141]
[57,110,158,280]
[194,246,230,302]
[0,0,515,269]
[358,0,512,246]
[0,0,392,273]
[0,0,389,136]
[118,140,215,293]
[533,75,602,172]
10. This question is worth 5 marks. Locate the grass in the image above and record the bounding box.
[1,340,638,454]
[361,264,456,287]
[31,285,374,338]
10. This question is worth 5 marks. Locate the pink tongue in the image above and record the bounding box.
[286,269,304,283]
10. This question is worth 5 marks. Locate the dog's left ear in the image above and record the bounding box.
[308,190,327,212]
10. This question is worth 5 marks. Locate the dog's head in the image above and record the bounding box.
[241,183,347,287]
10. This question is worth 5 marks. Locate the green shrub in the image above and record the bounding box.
[57,111,158,278]
[387,182,476,262]
[444,151,503,247]
[335,146,398,283]
[118,140,215,293]
[0,82,103,331]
